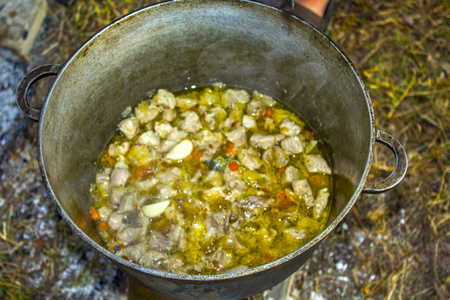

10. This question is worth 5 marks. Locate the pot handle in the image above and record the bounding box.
[362,130,408,194]
[16,64,62,122]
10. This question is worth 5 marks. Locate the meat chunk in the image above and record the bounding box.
[167,128,188,141]
[166,255,185,273]
[224,89,250,108]
[164,203,186,226]
[117,192,138,212]
[314,188,329,216]
[224,229,246,250]
[148,232,172,252]
[135,102,161,123]
[116,226,144,246]
[223,168,238,183]
[292,179,314,207]
[176,96,197,108]
[242,115,256,129]
[283,228,306,240]
[239,148,262,170]
[187,263,205,273]
[228,178,247,191]
[139,251,168,269]
[304,155,332,174]
[158,186,177,200]
[195,130,224,148]
[246,99,266,118]
[281,136,304,155]
[153,89,176,109]
[108,141,130,157]
[163,109,176,122]
[261,149,273,164]
[156,167,182,184]
[284,166,300,183]
[168,225,187,250]
[116,242,146,262]
[107,212,124,230]
[205,211,230,239]
[194,130,224,161]
[237,196,270,217]
[110,162,131,187]
[204,107,227,129]
[126,145,153,165]
[181,111,202,133]
[158,140,177,153]
[210,248,232,269]
[205,170,223,187]
[220,117,241,132]
[97,206,112,220]
[252,90,276,107]
[274,146,289,168]
[222,169,247,191]
[203,187,226,202]
[137,131,160,147]
[225,126,247,146]
[118,117,139,139]
[249,134,276,149]
[280,118,301,136]
[275,134,285,143]
[154,122,174,139]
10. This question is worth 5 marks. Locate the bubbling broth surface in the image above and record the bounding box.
[90,83,332,274]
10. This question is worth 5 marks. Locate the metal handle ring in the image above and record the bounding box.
[362,130,408,194]
[16,64,61,122]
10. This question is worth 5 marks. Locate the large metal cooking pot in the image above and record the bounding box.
[16,0,407,299]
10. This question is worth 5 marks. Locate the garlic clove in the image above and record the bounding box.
[142,200,171,218]
[166,139,194,160]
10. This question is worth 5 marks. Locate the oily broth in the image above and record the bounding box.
[90,84,332,274]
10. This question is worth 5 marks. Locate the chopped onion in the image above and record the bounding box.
[142,200,170,218]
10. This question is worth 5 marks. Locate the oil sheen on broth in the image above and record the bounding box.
[90,83,332,275]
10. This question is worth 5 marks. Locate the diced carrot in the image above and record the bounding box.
[107,156,115,165]
[135,165,146,180]
[191,148,203,160]
[264,252,274,262]
[312,176,324,185]
[280,197,290,208]
[226,143,236,157]
[266,108,274,117]
[278,166,287,173]
[304,131,313,139]
[99,221,109,230]
[89,206,100,222]
[278,190,290,208]
[228,161,239,172]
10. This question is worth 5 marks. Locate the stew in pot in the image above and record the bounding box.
[89,83,332,274]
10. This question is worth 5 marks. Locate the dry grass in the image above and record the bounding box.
[309,0,449,298]
[0,0,448,299]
